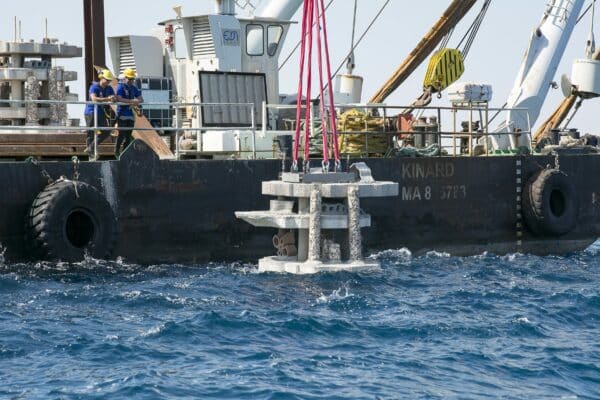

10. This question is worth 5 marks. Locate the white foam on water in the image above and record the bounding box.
[174,281,191,289]
[236,264,260,275]
[316,284,353,304]
[120,290,142,299]
[472,251,491,260]
[585,238,600,252]
[166,295,189,305]
[141,324,165,337]
[369,248,412,260]
[502,252,525,262]
[425,250,451,258]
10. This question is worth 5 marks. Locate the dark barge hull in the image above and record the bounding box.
[2,140,600,264]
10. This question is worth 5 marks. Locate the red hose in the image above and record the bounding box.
[314,0,329,167]
[292,0,339,172]
[302,0,315,166]
[318,0,340,166]
[292,0,311,169]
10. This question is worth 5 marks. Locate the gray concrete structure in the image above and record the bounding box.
[24,73,40,125]
[0,39,80,127]
[235,163,399,274]
[308,186,322,261]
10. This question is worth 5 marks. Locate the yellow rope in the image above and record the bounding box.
[337,109,389,156]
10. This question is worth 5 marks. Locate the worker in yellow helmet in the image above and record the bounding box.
[115,68,144,158]
[84,69,116,160]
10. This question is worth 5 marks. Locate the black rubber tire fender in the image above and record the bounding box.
[522,169,578,236]
[26,180,117,261]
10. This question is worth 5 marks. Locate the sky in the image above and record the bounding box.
[1,0,599,134]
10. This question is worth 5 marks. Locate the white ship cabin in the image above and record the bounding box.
[108,4,294,158]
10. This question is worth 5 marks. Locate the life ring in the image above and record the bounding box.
[26,180,117,261]
[522,169,578,236]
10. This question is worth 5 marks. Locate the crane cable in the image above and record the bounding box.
[330,0,391,80]
[434,0,492,60]
[586,0,596,58]
[317,0,391,99]
[561,0,596,130]
[457,0,492,60]
[346,0,358,73]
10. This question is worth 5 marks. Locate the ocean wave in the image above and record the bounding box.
[1,248,599,399]
[315,284,353,304]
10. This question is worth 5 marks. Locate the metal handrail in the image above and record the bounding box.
[0,99,258,160]
[261,101,533,157]
[0,98,534,160]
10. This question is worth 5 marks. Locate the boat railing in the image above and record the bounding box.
[0,99,258,160]
[261,101,533,157]
[0,98,532,160]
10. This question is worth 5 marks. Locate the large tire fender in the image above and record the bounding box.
[26,180,117,262]
[522,169,578,236]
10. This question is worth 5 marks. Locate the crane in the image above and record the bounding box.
[491,0,586,150]
[533,48,600,142]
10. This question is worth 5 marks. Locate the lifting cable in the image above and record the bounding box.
[438,27,455,51]
[577,0,596,24]
[458,0,492,59]
[347,0,358,73]
[563,0,596,128]
[586,0,596,57]
[434,0,492,60]
[406,1,491,117]
[330,0,391,79]
[292,0,341,172]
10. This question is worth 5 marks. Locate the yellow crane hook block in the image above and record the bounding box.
[423,48,465,93]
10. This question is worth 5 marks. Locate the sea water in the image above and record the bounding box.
[0,245,599,399]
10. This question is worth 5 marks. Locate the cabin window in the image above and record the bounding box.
[267,25,283,56]
[174,28,187,59]
[246,24,264,56]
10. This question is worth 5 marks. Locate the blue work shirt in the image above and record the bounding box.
[116,83,142,118]
[84,82,115,115]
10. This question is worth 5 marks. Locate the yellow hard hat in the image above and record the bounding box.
[98,69,114,80]
[123,68,137,79]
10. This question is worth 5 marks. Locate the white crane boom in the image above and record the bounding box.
[255,0,303,20]
[492,0,585,150]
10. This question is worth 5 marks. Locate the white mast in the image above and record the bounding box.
[492,0,585,150]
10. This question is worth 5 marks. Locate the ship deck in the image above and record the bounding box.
[0,132,118,159]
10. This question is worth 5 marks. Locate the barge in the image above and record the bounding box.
[0,0,599,264]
